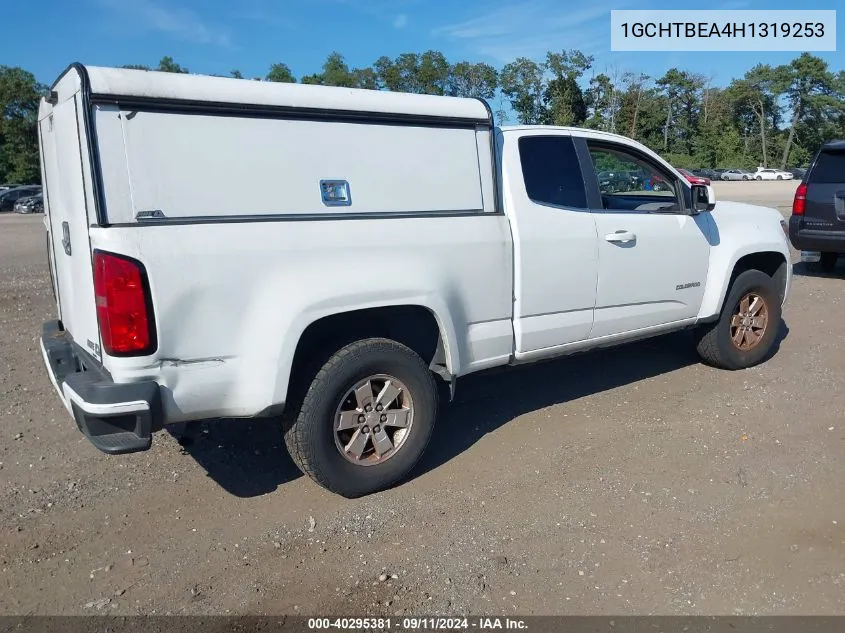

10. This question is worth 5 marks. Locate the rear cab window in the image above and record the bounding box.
[518,136,587,209]
[809,150,845,183]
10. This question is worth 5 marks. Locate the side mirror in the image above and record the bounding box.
[692,184,716,213]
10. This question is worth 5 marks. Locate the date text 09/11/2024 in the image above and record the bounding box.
[307,617,528,630]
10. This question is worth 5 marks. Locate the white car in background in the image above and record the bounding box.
[721,169,751,181]
[754,167,793,181]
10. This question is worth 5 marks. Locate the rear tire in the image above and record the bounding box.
[818,252,838,273]
[755,175,762,181]
[695,269,782,370]
[284,338,438,498]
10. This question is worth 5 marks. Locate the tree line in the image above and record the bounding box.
[2,50,844,184]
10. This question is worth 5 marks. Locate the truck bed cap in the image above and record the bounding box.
[50,64,492,126]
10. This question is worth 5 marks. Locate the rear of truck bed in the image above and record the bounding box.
[39,66,163,452]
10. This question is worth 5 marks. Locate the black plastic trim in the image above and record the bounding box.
[92,250,159,357]
[42,320,111,381]
[473,97,502,213]
[788,216,845,252]
[37,121,62,311]
[41,320,162,453]
[97,208,501,228]
[52,63,108,226]
[89,93,493,129]
[572,136,602,210]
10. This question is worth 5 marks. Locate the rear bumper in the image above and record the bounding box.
[788,217,845,253]
[40,320,163,454]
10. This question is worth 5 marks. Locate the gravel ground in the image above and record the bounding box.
[1,181,844,616]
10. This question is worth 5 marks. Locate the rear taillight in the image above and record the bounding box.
[792,183,807,216]
[93,251,155,356]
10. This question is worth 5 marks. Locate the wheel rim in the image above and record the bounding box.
[333,374,414,466]
[730,292,769,351]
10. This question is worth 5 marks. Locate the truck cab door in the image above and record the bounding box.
[577,137,711,339]
[502,131,598,359]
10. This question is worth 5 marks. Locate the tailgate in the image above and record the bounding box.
[38,85,102,362]
[804,148,845,231]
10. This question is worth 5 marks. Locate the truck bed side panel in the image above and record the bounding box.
[91,215,514,422]
[87,103,513,422]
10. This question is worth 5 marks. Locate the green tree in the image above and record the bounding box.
[656,68,697,154]
[617,73,650,139]
[300,53,378,90]
[320,52,354,87]
[230,70,243,79]
[350,67,378,90]
[448,61,497,100]
[266,63,296,83]
[585,73,617,131]
[416,51,450,95]
[157,56,188,73]
[543,50,592,126]
[394,53,423,93]
[775,53,838,169]
[122,64,151,71]
[500,57,545,124]
[728,65,777,166]
[792,69,845,165]
[694,88,744,167]
[374,56,401,91]
[0,66,45,183]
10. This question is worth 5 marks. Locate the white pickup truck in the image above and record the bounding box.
[38,64,791,497]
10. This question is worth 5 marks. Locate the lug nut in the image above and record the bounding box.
[358,415,365,423]
[376,404,383,412]
[365,405,372,412]
[362,426,370,434]
[380,414,387,422]
[373,425,381,433]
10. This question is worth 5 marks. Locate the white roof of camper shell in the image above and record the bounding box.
[64,65,491,123]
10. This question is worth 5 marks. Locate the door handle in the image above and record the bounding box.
[605,230,636,244]
[61,221,72,255]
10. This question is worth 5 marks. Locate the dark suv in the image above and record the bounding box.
[789,140,845,272]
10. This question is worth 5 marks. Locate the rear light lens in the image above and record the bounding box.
[93,251,155,356]
[792,183,807,216]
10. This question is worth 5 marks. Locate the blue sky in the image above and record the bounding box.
[4,0,842,96]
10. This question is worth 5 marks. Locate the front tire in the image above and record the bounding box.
[284,338,438,498]
[695,269,782,370]
[755,175,762,181]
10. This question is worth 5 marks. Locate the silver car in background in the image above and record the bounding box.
[14,193,44,214]
[720,169,752,181]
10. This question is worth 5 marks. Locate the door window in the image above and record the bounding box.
[518,136,588,210]
[586,142,682,213]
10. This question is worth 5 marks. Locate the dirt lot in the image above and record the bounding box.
[1,181,844,616]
